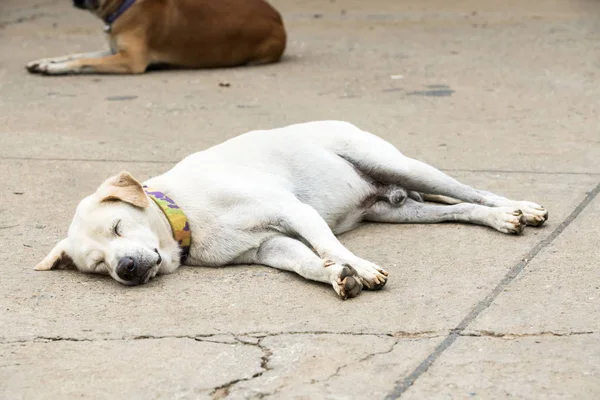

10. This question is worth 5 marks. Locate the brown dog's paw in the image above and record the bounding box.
[26,60,43,73]
[26,58,71,75]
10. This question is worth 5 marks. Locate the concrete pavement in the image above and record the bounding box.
[1,0,599,398]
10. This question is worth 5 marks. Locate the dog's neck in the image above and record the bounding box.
[144,187,191,262]
[95,0,136,26]
[145,191,188,272]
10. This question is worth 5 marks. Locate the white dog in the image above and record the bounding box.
[35,121,548,299]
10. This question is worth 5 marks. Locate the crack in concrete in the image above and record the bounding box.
[229,336,403,399]
[3,330,595,398]
[392,330,441,339]
[461,330,595,338]
[4,336,94,343]
[386,179,600,399]
[2,155,599,176]
[0,330,440,345]
[244,330,397,337]
[210,336,272,400]
[320,338,400,383]
[0,333,273,399]
[442,168,600,176]
[0,156,175,164]
[0,333,224,345]
[5,329,588,346]
[0,331,438,398]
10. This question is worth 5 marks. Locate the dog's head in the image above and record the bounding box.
[35,172,181,285]
[73,0,100,11]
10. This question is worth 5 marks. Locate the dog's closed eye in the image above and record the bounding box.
[113,220,122,237]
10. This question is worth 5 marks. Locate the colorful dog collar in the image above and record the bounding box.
[143,186,191,262]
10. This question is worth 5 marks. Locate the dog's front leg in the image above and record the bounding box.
[26,50,113,73]
[280,202,388,291]
[255,236,363,299]
[26,51,148,75]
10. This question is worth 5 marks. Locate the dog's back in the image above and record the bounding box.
[144,0,287,67]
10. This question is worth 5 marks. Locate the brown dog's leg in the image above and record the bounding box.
[27,51,149,75]
[26,51,113,73]
[247,32,287,65]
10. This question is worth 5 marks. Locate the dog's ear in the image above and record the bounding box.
[34,238,75,271]
[97,171,149,208]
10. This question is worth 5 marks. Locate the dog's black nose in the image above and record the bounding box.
[116,256,136,280]
[123,257,136,272]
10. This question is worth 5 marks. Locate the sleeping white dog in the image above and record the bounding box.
[35,121,548,299]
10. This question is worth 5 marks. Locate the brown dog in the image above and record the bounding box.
[26,0,287,75]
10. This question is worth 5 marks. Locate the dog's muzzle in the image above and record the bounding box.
[116,249,161,285]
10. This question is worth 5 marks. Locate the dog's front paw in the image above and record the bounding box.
[26,59,71,75]
[26,59,44,73]
[349,259,388,290]
[332,264,363,300]
[26,57,58,73]
[329,257,388,298]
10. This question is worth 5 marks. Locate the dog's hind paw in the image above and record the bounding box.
[514,201,548,226]
[492,199,548,227]
[489,207,526,234]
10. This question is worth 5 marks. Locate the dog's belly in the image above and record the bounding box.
[326,207,368,235]
[292,173,376,235]
[284,153,378,234]
[303,181,407,235]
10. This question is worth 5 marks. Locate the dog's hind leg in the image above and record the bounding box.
[334,127,548,226]
[255,236,363,299]
[365,198,527,234]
